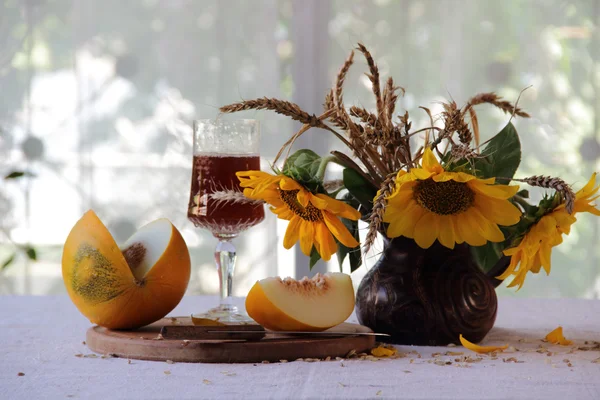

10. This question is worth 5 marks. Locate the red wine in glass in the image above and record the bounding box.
[187,153,265,235]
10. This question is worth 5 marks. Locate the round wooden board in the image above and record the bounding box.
[86,317,376,363]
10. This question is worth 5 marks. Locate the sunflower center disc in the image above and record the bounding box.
[279,189,323,222]
[413,179,475,215]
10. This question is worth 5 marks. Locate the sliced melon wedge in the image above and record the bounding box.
[245,273,355,331]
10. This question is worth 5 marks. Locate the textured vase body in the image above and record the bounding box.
[355,237,498,346]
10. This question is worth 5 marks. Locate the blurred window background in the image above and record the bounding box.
[1,0,599,298]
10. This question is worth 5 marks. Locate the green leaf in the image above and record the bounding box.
[473,122,521,180]
[23,246,37,261]
[282,149,324,192]
[471,242,505,272]
[4,171,34,180]
[309,247,321,270]
[1,253,16,270]
[342,168,377,215]
[471,217,534,273]
[336,218,362,272]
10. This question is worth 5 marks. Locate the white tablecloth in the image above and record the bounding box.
[1,295,599,400]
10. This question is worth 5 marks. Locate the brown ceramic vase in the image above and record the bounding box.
[355,236,508,346]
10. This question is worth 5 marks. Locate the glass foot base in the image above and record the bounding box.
[192,305,254,325]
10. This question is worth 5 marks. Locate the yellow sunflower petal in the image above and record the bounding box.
[279,176,302,191]
[236,170,272,180]
[450,216,464,244]
[313,194,361,220]
[539,243,553,275]
[413,212,439,249]
[474,176,496,185]
[370,345,397,357]
[459,334,508,354]
[552,211,577,234]
[296,190,310,207]
[382,208,403,224]
[237,171,281,193]
[283,217,302,249]
[469,181,520,199]
[386,182,415,204]
[315,221,337,261]
[411,168,434,180]
[574,202,600,216]
[575,172,598,200]
[385,201,424,239]
[545,326,573,346]
[387,177,416,199]
[272,205,294,220]
[529,252,543,274]
[323,212,359,248]
[474,195,522,226]
[421,147,443,174]
[497,250,522,280]
[506,268,527,290]
[299,220,314,256]
[437,215,456,249]
[247,187,279,202]
[469,208,505,242]
[305,193,329,210]
[456,211,489,246]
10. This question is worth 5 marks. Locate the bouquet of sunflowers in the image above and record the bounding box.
[220,43,599,290]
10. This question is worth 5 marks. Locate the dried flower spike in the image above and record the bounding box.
[517,175,576,214]
[220,97,324,128]
[364,173,396,252]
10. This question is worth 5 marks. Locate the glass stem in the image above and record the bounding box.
[215,236,238,312]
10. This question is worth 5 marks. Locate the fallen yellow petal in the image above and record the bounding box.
[545,326,573,346]
[370,345,397,357]
[459,334,508,354]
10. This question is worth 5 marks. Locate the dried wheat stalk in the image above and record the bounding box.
[349,106,380,129]
[331,50,389,182]
[335,50,354,108]
[515,175,575,214]
[449,143,483,163]
[325,90,350,131]
[466,107,480,148]
[382,77,402,135]
[333,52,363,142]
[356,43,383,119]
[418,106,435,147]
[364,173,397,253]
[220,97,325,127]
[464,92,530,118]
[428,101,471,150]
[445,101,472,145]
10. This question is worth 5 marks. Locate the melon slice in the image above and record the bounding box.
[245,273,355,331]
[62,210,191,330]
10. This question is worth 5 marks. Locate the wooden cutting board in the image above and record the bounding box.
[86,317,376,363]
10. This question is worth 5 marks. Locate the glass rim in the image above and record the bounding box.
[193,118,260,125]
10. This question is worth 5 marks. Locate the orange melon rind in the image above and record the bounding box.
[62,210,191,330]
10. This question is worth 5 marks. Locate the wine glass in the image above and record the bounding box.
[187,119,265,323]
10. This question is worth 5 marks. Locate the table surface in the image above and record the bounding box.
[2,295,600,400]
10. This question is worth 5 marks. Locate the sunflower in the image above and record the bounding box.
[383,147,522,249]
[236,171,361,261]
[499,173,600,289]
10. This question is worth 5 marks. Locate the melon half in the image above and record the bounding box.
[245,273,355,331]
[62,210,191,330]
